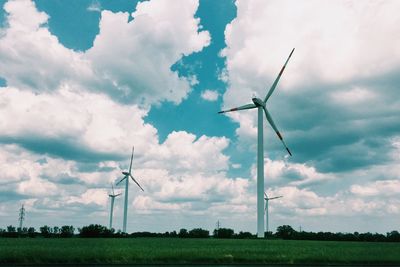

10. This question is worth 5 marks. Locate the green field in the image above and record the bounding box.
[0,238,399,265]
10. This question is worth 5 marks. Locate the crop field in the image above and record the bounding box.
[0,238,399,265]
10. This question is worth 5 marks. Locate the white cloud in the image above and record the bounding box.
[0,0,210,106]
[87,1,101,12]
[142,131,230,173]
[0,145,36,185]
[331,86,377,105]
[85,0,210,106]
[221,0,400,149]
[0,0,93,92]
[350,180,400,197]
[0,86,158,155]
[67,188,108,207]
[250,158,333,186]
[201,89,219,101]
[269,185,400,218]
[231,163,241,169]
[0,0,270,231]
[1,0,399,233]
[224,0,400,90]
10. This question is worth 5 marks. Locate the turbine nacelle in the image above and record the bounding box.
[122,171,129,176]
[252,97,265,107]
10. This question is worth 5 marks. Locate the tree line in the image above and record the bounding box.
[1,224,399,242]
[274,225,400,242]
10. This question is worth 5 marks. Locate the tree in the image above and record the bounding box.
[169,230,177,237]
[386,231,400,242]
[53,226,60,236]
[178,228,188,238]
[60,225,75,238]
[236,231,254,239]
[79,224,113,238]
[214,228,234,238]
[188,228,209,238]
[276,225,296,239]
[6,225,17,237]
[7,225,16,233]
[40,225,52,237]
[27,227,36,238]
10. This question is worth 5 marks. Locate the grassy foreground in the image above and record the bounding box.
[0,237,399,265]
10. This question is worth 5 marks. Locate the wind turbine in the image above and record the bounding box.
[264,193,283,235]
[108,184,121,230]
[218,48,294,238]
[116,146,144,233]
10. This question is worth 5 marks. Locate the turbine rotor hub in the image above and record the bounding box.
[252,97,264,107]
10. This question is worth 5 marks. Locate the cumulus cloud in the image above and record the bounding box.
[0,134,252,231]
[0,0,236,231]
[350,180,400,197]
[221,0,400,173]
[331,86,377,105]
[1,0,399,233]
[0,0,93,92]
[216,1,400,232]
[86,0,210,105]
[0,0,210,106]
[142,131,230,173]
[201,89,219,101]
[223,0,400,90]
[0,86,158,159]
[87,1,101,13]
[269,185,400,219]
[251,158,333,187]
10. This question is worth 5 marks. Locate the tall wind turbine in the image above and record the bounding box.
[116,146,144,233]
[108,184,121,229]
[264,193,283,234]
[218,48,294,238]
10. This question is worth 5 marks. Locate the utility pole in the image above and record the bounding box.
[18,204,25,231]
[216,220,220,237]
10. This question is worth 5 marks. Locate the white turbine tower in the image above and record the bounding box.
[218,48,294,238]
[108,184,121,230]
[116,146,144,233]
[264,193,283,235]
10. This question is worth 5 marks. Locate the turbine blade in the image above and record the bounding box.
[116,176,127,186]
[128,146,134,174]
[130,174,144,192]
[218,103,256,114]
[264,48,295,103]
[115,193,122,197]
[263,107,292,156]
[269,196,283,200]
[111,184,115,195]
[264,192,268,198]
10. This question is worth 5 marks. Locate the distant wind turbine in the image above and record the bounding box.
[264,193,283,234]
[108,184,121,229]
[218,48,294,238]
[116,146,144,233]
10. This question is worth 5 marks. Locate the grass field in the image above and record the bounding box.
[0,237,399,265]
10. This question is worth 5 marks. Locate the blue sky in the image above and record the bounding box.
[0,0,399,234]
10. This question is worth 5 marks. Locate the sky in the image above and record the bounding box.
[0,0,399,234]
